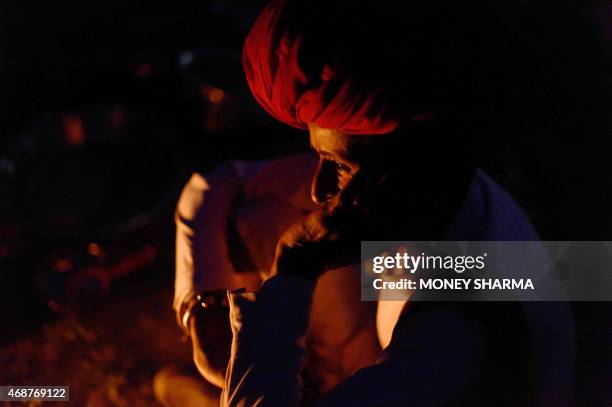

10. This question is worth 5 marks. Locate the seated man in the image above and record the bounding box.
[217,0,575,406]
[221,129,575,406]
[163,153,381,406]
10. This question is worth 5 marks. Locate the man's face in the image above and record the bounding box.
[308,123,380,212]
[308,122,474,240]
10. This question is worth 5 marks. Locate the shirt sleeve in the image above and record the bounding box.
[174,153,317,312]
[222,274,316,407]
[222,275,486,407]
[173,161,266,312]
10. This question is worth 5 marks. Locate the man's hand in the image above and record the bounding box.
[271,208,361,281]
[190,305,232,388]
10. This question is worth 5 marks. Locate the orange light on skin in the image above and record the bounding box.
[63,115,86,146]
[137,64,152,78]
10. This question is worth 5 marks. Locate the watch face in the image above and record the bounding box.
[197,290,229,307]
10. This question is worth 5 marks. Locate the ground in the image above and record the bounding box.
[0,272,191,406]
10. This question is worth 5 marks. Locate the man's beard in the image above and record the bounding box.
[322,195,406,241]
[323,178,465,242]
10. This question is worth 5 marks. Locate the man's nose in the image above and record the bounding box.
[311,161,338,205]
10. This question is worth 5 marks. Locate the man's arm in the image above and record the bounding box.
[174,154,317,387]
[223,283,487,406]
[222,275,315,407]
[174,162,262,311]
[175,161,266,387]
[221,273,486,407]
[221,210,487,406]
[174,153,317,312]
[188,298,233,388]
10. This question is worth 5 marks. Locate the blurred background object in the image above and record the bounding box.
[0,0,311,404]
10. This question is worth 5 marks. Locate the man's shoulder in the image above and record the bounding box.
[240,153,318,210]
[447,169,540,241]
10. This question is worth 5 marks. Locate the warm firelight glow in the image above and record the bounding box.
[200,85,225,104]
[208,88,224,103]
[137,64,152,78]
[63,115,86,146]
[88,243,102,256]
[53,258,73,273]
[109,108,126,130]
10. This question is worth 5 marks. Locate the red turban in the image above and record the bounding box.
[242,1,401,135]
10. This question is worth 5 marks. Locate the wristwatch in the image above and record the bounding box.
[178,290,229,336]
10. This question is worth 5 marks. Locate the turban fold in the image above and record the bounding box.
[242,0,401,135]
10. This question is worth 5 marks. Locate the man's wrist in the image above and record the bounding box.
[178,290,230,336]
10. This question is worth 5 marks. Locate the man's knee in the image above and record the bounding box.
[153,366,220,407]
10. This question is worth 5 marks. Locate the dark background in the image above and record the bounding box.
[0,0,610,405]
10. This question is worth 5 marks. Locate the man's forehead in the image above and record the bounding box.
[308,123,377,162]
[309,124,352,156]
